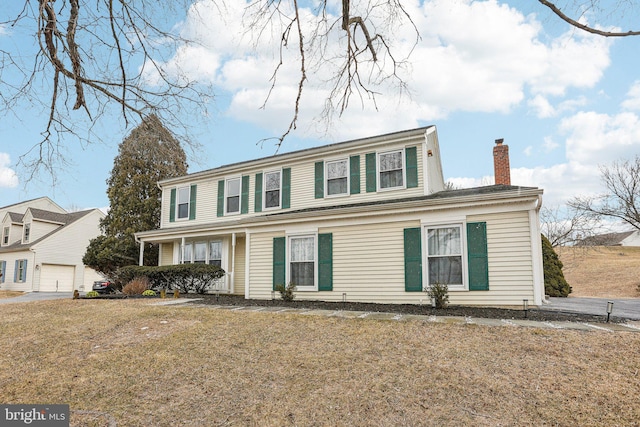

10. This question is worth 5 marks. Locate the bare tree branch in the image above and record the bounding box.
[538,0,640,37]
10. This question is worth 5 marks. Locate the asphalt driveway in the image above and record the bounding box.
[0,292,76,304]
[544,297,640,320]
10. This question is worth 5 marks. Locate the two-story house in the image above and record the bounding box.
[0,197,105,292]
[135,126,545,306]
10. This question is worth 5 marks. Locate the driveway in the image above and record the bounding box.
[544,297,640,320]
[0,292,76,304]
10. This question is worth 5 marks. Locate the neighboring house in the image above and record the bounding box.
[0,197,105,292]
[579,230,640,247]
[135,126,545,306]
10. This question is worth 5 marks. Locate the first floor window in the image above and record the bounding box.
[2,227,8,245]
[209,241,222,267]
[182,243,193,263]
[0,260,6,283]
[326,159,348,196]
[264,171,281,209]
[194,242,207,264]
[16,259,27,282]
[427,225,463,287]
[226,178,241,214]
[289,236,315,288]
[177,187,190,219]
[379,150,404,189]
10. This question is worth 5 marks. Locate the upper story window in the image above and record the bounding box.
[264,171,281,209]
[379,150,404,189]
[326,159,348,196]
[177,187,190,220]
[23,224,31,243]
[226,178,241,214]
[426,225,463,289]
[2,227,8,245]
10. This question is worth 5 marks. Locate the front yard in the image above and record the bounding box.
[1,299,639,426]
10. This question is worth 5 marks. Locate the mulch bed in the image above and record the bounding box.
[181,294,626,324]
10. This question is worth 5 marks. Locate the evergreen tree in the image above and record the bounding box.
[541,234,572,297]
[84,115,188,276]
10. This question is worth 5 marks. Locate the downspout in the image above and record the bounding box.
[530,194,545,305]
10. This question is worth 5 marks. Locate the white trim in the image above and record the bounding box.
[422,223,468,291]
[244,231,251,299]
[224,176,242,216]
[175,186,191,221]
[262,169,283,211]
[530,203,544,305]
[286,233,318,291]
[377,149,406,192]
[324,158,350,198]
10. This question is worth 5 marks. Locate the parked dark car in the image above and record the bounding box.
[92,279,116,294]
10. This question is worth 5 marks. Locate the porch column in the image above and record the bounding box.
[230,233,236,294]
[180,237,186,264]
[138,240,144,266]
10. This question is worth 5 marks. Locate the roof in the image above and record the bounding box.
[578,231,636,246]
[0,209,99,253]
[158,126,436,186]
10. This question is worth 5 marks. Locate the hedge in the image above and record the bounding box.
[114,264,226,294]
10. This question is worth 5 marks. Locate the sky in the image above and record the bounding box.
[1,0,640,220]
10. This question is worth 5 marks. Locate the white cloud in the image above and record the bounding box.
[0,153,19,188]
[528,95,588,118]
[621,80,640,111]
[148,0,613,140]
[524,146,533,156]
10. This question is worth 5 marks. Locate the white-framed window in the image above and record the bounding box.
[209,241,222,268]
[16,259,27,282]
[182,243,193,264]
[194,242,207,264]
[326,159,348,196]
[2,227,8,245]
[0,260,6,283]
[226,177,241,214]
[264,170,281,209]
[288,235,316,289]
[426,224,464,290]
[378,150,404,190]
[23,224,31,243]
[177,186,190,220]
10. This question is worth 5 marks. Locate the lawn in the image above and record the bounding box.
[1,299,639,426]
[558,246,640,298]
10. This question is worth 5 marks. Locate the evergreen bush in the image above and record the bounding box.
[542,234,572,297]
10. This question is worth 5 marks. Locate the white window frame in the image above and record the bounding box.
[325,158,349,197]
[423,223,467,291]
[16,259,27,282]
[263,170,282,210]
[2,226,9,245]
[208,241,223,268]
[194,242,207,264]
[377,149,405,191]
[225,177,242,215]
[23,224,31,243]
[176,186,191,220]
[286,233,317,291]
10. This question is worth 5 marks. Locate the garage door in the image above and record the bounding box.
[40,264,76,292]
[83,267,104,291]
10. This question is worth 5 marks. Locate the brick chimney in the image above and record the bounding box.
[493,138,511,186]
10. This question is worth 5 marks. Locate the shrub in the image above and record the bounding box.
[142,290,156,297]
[425,283,449,309]
[123,276,151,296]
[275,283,296,302]
[115,264,225,294]
[542,235,572,297]
[85,291,99,298]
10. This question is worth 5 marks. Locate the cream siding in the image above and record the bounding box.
[232,236,246,295]
[27,220,61,243]
[160,138,427,229]
[0,251,36,292]
[160,243,174,265]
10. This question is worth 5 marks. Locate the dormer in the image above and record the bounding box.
[1,212,24,247]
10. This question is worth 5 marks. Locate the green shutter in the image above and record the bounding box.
[241,175,249,214]
[282,168,291,209]
[404,228,423,292]
[366,153,376,192]
[255,173,263,213]
[318,233,333,291]
[273,237,286,290]
[350,155,360,194]
[169,188,176,222]
[467,222,489,291]
[314,161,324,199]
[189,184,197,220]
[406,146,418,188]
[217,180,225,217]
